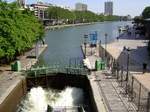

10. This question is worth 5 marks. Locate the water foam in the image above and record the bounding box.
[17,87,83,112]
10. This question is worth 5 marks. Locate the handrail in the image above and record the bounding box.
[23,65,90,77]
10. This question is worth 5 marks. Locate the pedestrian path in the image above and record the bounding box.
[83,44,137,112]
[96,72,127,112]
[94,71,137,112]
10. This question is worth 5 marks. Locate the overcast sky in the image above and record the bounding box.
[7,0,150,17]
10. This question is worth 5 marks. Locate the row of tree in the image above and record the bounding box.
[133,6,150,56]
[0,1,44,63]
[47,6,120,23]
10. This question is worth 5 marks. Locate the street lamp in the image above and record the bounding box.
[84,34,88,58]
[104,33,108,59]
[123,46,131,93]
[99,40,101,57]
[118,26,121,37]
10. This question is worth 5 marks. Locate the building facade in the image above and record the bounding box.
[17,0,26,8]
[104,1,113,15]
[75,3,87,11]
[30,2,51,20]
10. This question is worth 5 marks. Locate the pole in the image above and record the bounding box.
[147,92,150,112]
[84,42,86,58]
[84,34,88,59]
[131,76,134,101]
[126,49,130,94]
[126,51,129,81]
[99,40,101,57]
[105,33,107,58]
[138,83,142,111]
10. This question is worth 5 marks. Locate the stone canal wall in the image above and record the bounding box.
[81,44,108,112]
[26,74,99,112]
[0,75,26,112]
[0,44,48,112]
[45,22,94,30]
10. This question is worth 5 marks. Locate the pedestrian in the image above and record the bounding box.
[123,46,126,51]
[143,62,147,73]
[116,37,119,41]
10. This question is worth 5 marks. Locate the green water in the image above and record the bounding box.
[39,21,132,66]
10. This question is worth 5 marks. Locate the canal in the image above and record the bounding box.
[17,21,132,112]
[39,21,132,66]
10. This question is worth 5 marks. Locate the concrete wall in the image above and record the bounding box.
[0,77,26,112]
[26,74,89,90]
[26,74,98,112]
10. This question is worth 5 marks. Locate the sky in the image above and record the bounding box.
[7,0,150,17]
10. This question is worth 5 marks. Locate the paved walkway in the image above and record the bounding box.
[94,71,137,112]
[88,74,107,112]
[82,44,137,112]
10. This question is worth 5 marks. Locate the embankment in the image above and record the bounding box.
[0,44,48,112]
[45,22,95,30]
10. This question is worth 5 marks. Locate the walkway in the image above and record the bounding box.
[82,43,137,112]
[0,44,47,105]
[94,71,137,112]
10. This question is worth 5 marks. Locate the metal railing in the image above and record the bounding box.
[22,57,90,77]
[99,43,150,112]
[24,66,90,78]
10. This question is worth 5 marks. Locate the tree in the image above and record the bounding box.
[47,6,76,23]
[142,6,150,19]
[0,1,44,63]
[47,6,119,24]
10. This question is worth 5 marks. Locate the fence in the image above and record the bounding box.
[99,43,150,112]
[23,57,90,77]
[128,76,150,112]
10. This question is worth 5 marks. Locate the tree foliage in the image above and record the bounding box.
[47,6,120,23]
[48,6,76,21]
[104,15,120,21]
[0,1,44,62]
[142,6,150,19]
[74,11,101,22]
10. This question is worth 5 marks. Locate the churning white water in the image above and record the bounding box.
[17,87,84,112]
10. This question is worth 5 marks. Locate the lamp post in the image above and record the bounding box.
[126,48,130,82]
[99,40,101,57]
[123,47,131,93]
[84,34,88,58]
[118,26,121,37]
[104,33,108,60]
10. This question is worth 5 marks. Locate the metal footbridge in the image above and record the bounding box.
[23,58,90,77]
[24,65,90,78]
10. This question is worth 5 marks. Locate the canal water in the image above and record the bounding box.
[39,21,132,66]
[18,22,132,112]
[17,87,84,112]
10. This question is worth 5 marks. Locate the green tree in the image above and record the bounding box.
[142,6,150,19]
[47,6,120,23]
[0,1,44,62]
[47,6,76,23]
